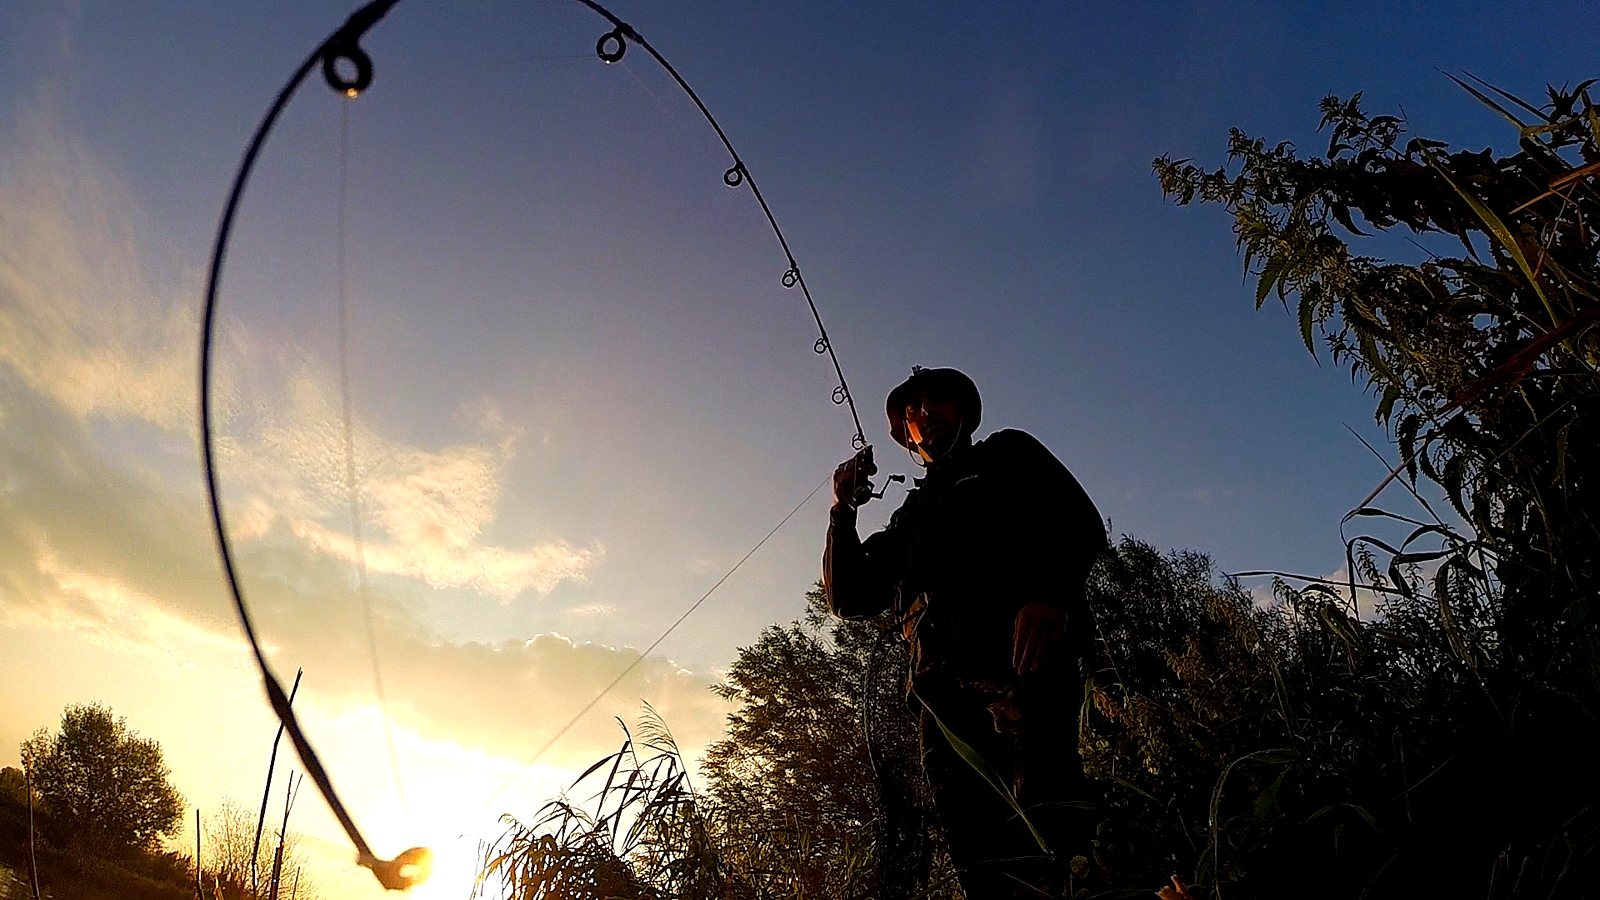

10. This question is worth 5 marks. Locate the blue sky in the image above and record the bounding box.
[3,1,1595,896]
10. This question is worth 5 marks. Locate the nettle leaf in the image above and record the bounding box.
[1397,413,1423,482]
[1256,252,1290,309]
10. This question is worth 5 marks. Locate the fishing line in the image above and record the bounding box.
[482,474,830,807]
[336,97,410,818]
[199,32,425,894]
[200,0,867,889]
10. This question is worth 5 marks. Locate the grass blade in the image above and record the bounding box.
[917,694,1052,858]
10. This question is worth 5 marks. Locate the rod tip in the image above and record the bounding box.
[361,846,433,891]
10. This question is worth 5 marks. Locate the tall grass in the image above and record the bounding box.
[474,708,729,900]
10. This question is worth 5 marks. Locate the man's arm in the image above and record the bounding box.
[822,448,909,621]
[825,505,912,620]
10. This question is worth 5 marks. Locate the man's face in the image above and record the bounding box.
[904,388,963,459]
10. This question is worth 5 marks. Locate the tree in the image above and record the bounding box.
[702,587,941,900]
[0,766,28,807]
[20,703,185,856]
[201,795,315,900]
[1080,539,1437,896]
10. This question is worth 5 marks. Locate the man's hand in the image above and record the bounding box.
[832,446,877,510]
[1013,600,1065,674]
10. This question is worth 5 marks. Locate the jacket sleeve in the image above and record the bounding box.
[823,503,913,621]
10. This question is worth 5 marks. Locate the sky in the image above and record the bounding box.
[2,1,1597,897]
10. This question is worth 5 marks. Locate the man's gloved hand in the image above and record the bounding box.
[1013,599,1065,674]
[831,446,877,510]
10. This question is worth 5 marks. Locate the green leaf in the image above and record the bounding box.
[1256,252,1288,309]
[1377,384,1402,423]
[1111,776,1161,804]
[1465,71,1556,124]
[1445,72,1530,130]
[919,695,1052,857]
[1209,749,1298,882]
[1388,562,1414,599]
[1253,770,1289,821]
[1397,414,1423,483]
[1556,420,1571,494]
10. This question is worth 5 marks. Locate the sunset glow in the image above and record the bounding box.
[5,1,1593,897]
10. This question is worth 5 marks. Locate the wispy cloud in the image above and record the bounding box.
[232,375,600,600]
[0,105,718,785]
[0,111,195,430]
[0,376,723,771]
[0,106,598,603]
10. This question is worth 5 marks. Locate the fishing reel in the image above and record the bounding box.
[872,473,907,500]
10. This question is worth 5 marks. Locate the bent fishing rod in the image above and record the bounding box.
[200,0,867,890]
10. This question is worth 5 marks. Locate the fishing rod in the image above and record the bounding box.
[199,0,867,890]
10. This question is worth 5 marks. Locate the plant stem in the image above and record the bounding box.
[254,668,302,899]
[25,768,41,900]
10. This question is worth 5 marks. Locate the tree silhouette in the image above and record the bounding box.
[20,703,184,856]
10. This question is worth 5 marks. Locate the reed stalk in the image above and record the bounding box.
[195,808,203,900]
[268,773,301,900]
[25,768,41,900]
[254,668,302,899]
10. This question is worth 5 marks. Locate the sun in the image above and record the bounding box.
[403,834,484,900]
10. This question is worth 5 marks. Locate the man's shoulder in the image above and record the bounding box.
[977,429,1107,546]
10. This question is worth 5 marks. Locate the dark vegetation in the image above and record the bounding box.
[1148,76,1599,895]
[474,79,1598,899]
[4,704,316,900]
[3,704,194,900]
[20,703,184,858]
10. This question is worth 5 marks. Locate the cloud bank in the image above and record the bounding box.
[0,107,726,786]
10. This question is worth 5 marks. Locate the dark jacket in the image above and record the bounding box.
[824,429,1107,688]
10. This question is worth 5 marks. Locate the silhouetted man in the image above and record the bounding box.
[823,366,1107,899]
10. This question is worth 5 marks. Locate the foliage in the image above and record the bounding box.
[1153,79,1599,713]
[0,766,28,808]
[36,847,198,900]
[475,710,724,900]
[1143,79,1600,895]
[478,517,1594,900]
[0,770,197,900]
[19,702,185,857]
[1078,538,1537,897]
[475,592,950,900]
